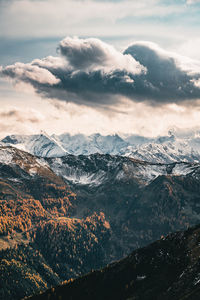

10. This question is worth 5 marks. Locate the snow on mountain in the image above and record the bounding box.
[1,132,67,157]
[0,145,50,177]
[55,133,128,156]
[171,162,196,176]
[1,133,128,157]
[46,154,200,187]
[1,144,200,187]
[120,133,153,145]
[2,131,200,163]
[121,139,200,163]
[0,147,14,164]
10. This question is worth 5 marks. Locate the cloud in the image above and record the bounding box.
[0,106,45,138]
[0,0,186,39]
[123,41,200,103]
[59,37,143,74]
[1,37,200,107]
[1,62,60,85]
[186,0,200,4]
[2,97,200,140]
[174,39,200,61]
[0,107,43,123]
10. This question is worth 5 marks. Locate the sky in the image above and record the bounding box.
[1,0,200,138]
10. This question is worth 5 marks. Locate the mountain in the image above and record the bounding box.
[1,132,128,157]
[1,133,67,157]
[57,133,129,155]
[2,146,200,299]
[2,131,200,163]
[46,152,198,187]
[29,223,200,300]
[0,146,111,300]
[0,145,75,236]
[46,153,200,257]
[121,139,200,163]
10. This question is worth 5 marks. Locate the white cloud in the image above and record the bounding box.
[3,62,60,84]
[1,70,200,139]
[0,0,187,39]
[174,39,200,61]
[59,37,145,74]
[186,0,200,4]
[1,96,200,139]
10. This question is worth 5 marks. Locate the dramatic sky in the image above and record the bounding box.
[1,0,200,138]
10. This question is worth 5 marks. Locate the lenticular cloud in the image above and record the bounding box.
[1,36,200,107]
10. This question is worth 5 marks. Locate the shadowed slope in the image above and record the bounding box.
[30,224,200,300]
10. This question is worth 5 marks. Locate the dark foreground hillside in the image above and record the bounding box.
[30,224,200,300]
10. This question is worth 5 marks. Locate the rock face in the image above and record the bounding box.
[1,146,200,299]
[29,223,200,300]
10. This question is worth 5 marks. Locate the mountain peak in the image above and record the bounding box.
[1,132,200,163]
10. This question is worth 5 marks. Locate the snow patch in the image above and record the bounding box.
[172,163,195,176]
[29,167,37,176]
[63,171,105,186]
[194,274,200,285]
[36,158,49,168]
[0,148,14,164]
[136,275,146,281]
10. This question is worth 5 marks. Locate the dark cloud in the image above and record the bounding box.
[1,37,200,107]
[123,42,200,103]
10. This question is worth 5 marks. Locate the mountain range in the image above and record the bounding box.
[1,143,200,299]
[2,130,200,163]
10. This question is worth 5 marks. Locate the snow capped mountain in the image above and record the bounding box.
[53,133,129,156]
[2,130,200,163]
[1,132,67,157]
[121,139,200,163]
[1,132,128,157]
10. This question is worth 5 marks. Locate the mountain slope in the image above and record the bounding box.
[122,139,200,163]
[46,153,200,256]
[0,146,75,236]
[0,212,111,300]
[2,146,200,257]
[0,146,111,300]
[1,133,67,157]
[29,224,200,300]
